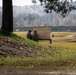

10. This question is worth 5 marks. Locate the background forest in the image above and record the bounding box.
[0,4,76,27]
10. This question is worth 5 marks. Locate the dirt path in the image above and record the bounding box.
[66,34,76,37]
[0,67,76,75]
[0,69,76,75]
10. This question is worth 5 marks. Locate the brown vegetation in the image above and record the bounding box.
[0,36,41,57]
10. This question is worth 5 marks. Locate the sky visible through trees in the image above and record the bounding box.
[0,0,76,6]
[0,0,39,6]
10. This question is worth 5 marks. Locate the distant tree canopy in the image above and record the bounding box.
[33,0,76,17]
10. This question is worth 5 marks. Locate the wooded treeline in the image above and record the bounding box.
[1,0,76,34]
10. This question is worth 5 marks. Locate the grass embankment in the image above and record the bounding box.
[0,31,76,70]
[0,43,76,70]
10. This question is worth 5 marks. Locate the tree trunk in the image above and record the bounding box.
[2,0,13,32]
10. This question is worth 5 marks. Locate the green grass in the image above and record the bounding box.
[0,43,76,70]
[0,31,76,70]
[0,29,39,47]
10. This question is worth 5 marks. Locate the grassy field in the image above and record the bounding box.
[14,32,27,38]
[0,31,76,70]
[14,31,76,44]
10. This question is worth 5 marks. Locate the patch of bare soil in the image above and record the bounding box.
[0,68,76,75]
[0,36,41,57]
